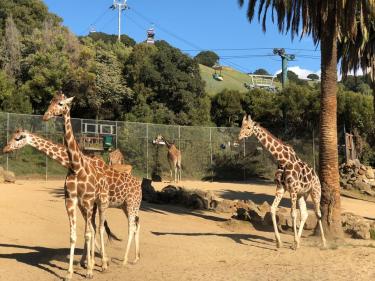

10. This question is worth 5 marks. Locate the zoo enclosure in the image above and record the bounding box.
[0,112,320,181]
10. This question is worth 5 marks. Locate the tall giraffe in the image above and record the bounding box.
[238,115,326,250]
[43,93,141,280]
[2,129,119,265]
[154,134,182,182]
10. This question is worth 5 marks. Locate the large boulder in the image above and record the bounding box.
[341,212,375,240]
[141,178,157,202]
[365,168,375,179]
[3,171,15,183]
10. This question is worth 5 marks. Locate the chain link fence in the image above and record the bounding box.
[0,112,319,181]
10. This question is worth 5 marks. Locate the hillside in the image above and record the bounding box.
[200,64,282,96]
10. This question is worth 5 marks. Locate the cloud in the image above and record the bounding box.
[274,66,320,80]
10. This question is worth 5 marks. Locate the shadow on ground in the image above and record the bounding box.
[0,243,86,280]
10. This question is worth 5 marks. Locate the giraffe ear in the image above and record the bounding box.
[247,114,252,122]
[242,114,247,122]
[64,97,75,105]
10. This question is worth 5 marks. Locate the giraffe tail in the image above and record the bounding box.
[104,220,122,242]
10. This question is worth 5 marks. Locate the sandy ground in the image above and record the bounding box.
[1,179,375,281]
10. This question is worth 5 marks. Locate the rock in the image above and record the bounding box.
[258,201,271,214]
[365,168,375,179]
[158,185,181,203]
[353,181,371,192]
[151,173,162,182]
[358,169,366,176]
[341,212,373,240]
[3,171,15,183]
[214,199,237,213]
[141,178,157,202]
[363,190,375,197]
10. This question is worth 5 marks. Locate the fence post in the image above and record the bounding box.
[243,138,246,181]
[178,125,181,179]
[146,123,149,179]
[45,120,48,181]
[115,121,118,148]
[6,113,9,171]
[209,127,213,182]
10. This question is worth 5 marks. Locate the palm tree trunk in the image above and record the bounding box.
[319,12,343,238]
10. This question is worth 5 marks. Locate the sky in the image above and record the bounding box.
[43,0,322,78]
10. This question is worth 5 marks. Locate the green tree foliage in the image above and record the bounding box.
[72,39,133,120]
[0,0,60,35]
[341,75,372,95]
[211,89,244,127]
[307,73,319,80]
[124,41,211,125]
[0,15,21,78]
[194,50,219,67]
[253,68,270,75]
[85,32,136,47]
[276,70,307,86]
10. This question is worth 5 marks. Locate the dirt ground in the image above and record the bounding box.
[1,179,375,281]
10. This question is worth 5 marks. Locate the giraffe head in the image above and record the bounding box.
[238,114,256,141]
[153,134,166,145]
[43,92,74,121]
[3,129,31,153]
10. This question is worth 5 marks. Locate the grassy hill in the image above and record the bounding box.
[200,64,282,96]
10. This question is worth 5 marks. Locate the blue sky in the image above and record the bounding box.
[44,0,321,77]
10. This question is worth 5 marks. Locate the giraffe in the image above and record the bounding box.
[2,129,120,266]
[109,148,125,165]
[43,93,142,280]
[238,115,326,250]
[153,134,182,182]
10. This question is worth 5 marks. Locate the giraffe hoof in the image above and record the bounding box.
[130,257,139,265]
[276,241,283,248]
[291,241,299,250]
[86,272,94,279]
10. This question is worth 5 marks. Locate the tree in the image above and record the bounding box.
[194,50,219,67]
[0,16,22,78]
[238,0,374,238]
[307,73,320,81]
[338,21,375,119]
[85,32,136,47]
[124,41,211,126]
[253,68,270,75]
[211,89,244,126]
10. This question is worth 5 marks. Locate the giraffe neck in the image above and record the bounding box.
[162,137,173,149]
[63,111,83,172]
[253,124,297,165]
[28,133,70,168]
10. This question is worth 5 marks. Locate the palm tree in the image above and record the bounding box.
[339,22,375,113]
[238,0,374,238]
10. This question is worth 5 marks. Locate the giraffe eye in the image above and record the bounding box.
[58,102,63,106]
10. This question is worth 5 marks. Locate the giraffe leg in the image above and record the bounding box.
[98,208,109,271]
[65,197,78,281]
[295,196,308,249]
[290,192,298,250]
[80,203,98,268]
[133,215,141,264]
[174,166,178,183]
[122,207,137,266]
[270,186,285,248]
[311,191,327,248]
[84,212,94,279]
